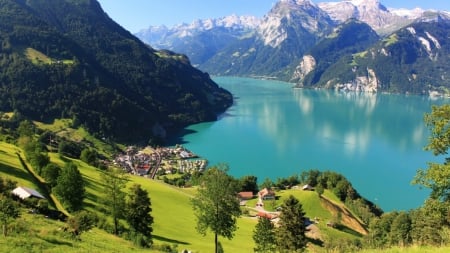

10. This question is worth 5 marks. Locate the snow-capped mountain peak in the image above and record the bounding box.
[389,7,425,19]
[318,0,404,33]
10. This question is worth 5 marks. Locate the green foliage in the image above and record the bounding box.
[424,103,450,156]
[58,140,83,159]
[66,210,98,237]
[276,195,307,253]
[191,164,241,253]
[53,162,84,212]
[299,20,379,86]
[389,211,412,247]
[300,170,382,224]
[19,135,50,175]
[414,104,450,201]
[17,120,35,137]
[0,0,232,143]
[239,175,258,193]
[367,212,399,248]
[125,184,153,247]
[41,163,61,188]
[101,168,127,235]
[259,177,274,190]
[253,217,276,253]
[0,195,20,237]
[410,199,450,246]
[79,148,98,166]
[312,22,450,94]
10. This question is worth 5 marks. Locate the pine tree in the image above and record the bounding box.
[125,183,153,247]
[253,217,276,253]
[276,195,307,253]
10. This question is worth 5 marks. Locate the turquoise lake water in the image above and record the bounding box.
[170,77,446,211]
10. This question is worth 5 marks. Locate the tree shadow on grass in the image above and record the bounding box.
[0,162,34,183]
[307,237,324,247]
[39,235,74,247]
[153,234,189,245]
[334,224,364,237]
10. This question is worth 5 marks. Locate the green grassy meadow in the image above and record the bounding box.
[2,138,450,252]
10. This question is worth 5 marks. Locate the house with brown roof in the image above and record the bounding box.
[237,191,254,201]
[258,188,275,200]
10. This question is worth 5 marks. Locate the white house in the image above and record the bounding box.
[12,186,45,200]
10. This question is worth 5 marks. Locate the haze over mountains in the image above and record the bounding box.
[136,0,450,95]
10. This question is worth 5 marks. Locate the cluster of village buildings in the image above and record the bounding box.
[113,145,207,178]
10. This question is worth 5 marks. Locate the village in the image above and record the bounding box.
[113,145,208,178]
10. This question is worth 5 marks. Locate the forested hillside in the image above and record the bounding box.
[0,0,232,143]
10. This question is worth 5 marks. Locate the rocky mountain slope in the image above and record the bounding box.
[134,0,450,95]
[303,19,450,95]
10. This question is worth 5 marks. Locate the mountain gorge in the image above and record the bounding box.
[0,0,232,143]
[136,0,450,95]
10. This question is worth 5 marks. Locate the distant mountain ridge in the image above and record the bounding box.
[135,0,450,95]
[135,15,260,66]
[0,0,232,143]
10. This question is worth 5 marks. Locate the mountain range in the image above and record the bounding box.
[136,0,450,95]
[0,0,232,143]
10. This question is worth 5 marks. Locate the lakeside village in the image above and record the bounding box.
[113,144,208,179]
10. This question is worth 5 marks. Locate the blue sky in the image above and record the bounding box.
[97,0,450,33]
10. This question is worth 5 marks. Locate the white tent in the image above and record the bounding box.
[12,186,45,200]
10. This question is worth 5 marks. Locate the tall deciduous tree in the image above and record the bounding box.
[276,195,307,253]
[253,217,276,253]
[414,104,450,201]
[41,163,61,188]
[410,198,449,246]
[0,196,20,237]
[53,162,85,212]
[191,164,241,253]
[239,175,258,193]
[101,168,127,235]
[389,211,412,247]
[125,184,153,247]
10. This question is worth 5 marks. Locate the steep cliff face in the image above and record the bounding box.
[200,0,334,79]
[291,20,380,88]
[332,68,379,92]
[291,55,316,81]
[303,20,450,95]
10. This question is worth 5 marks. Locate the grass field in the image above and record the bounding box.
[0,142,40,189]
[2,138,450,252]
[25,48,74,65]
[0,140,365,252]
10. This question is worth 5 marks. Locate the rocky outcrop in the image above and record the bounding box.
[333,68,379,92]
[291,55,316,83]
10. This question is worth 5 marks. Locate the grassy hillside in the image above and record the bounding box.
[1,139,365,252]
[1,140,450,252]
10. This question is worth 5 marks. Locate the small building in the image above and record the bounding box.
[237,191,254,201]
[258,188,275,200]
[302,184,314,191]
[257,211,278,220]
[12,186,45,200]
